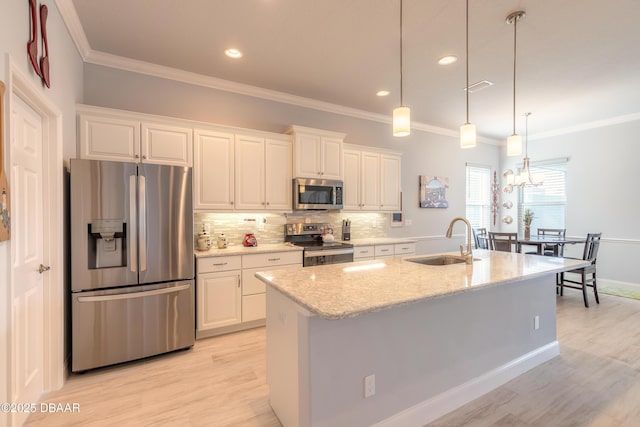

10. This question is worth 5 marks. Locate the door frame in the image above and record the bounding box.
[8,60,65,401]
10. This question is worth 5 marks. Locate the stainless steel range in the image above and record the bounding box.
[285,223,354,266]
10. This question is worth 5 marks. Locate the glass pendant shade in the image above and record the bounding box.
[507,134,522,156]
[460,123,477,148]
[393,106,411,137]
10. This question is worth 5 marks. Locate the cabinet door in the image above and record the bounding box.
[141,123,193,166]
[375,244,394,259]
[235,134,266,210]
[242,294,266,323]
[380,154,401,211]
[294,133,321,178]
[194,129,235,210]
[320,136,343,179]
[197,271,241,331]
[78,114,140,162]
[342,149,361,210]
[361,151,380,210]
[265,139,292,211]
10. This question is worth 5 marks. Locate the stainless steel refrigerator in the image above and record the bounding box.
[70,159,194,372]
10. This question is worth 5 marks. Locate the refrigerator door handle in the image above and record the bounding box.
[138,175,147,272]
[77,283,191,303]
[129,175,137,272]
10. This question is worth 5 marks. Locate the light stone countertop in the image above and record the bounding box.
[344,237,417,246]
[194,242,302,258]
[256,249,590,320]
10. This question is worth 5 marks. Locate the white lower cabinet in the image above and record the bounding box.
[375,244,394,259]
[394,242,417,258]
[354,245,375,261]
[196,251,302,338]
[197,270,242,331]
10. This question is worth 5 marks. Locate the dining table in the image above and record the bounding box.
[516,235,585,256]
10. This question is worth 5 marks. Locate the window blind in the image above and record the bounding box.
[466,165,491,229]
[518,161,567,234]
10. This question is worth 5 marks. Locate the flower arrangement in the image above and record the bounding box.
[523,209,534,226]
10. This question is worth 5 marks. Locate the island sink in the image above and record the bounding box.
[406,255,471,265]
[406,255,466,265]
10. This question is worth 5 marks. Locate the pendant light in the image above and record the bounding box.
[393,0,410,137]
[460,0,476,148]
[506,11,525,156]
[509,113,544,186]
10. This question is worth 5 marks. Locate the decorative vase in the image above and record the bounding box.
[524,226,531,239]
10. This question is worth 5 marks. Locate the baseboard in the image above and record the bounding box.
[373,341,560,427]
[599,278,640,290]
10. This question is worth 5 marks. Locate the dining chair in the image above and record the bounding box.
[539,228,566,256]
[473,228,487,249]
[488,232,517,252]
[557,233,602,307]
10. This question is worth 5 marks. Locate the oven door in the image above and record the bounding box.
[303,248,354,266]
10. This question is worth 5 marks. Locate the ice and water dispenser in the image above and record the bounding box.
[87,219,127,269]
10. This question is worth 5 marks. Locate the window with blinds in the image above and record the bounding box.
[518,160,567,234]
[466,164,491,229]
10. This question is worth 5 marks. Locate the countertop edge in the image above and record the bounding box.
[195,244,303,258]
[256,255,590,320]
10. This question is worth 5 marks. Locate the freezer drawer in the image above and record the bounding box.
[72,280,194,372]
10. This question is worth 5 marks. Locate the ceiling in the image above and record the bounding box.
[69,0,640,141]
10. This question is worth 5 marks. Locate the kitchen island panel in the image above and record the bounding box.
[266,274,558,427]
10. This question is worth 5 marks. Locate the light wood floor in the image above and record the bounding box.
[26,291,640,427]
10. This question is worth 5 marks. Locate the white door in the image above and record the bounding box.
[380,154,401,211]
[342,149,361,210]
[319,136,343,179]
[11,95,45,425]
[361,151,380,210]
[197,271,242,331]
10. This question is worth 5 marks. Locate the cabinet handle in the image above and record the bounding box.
[230,201,234,205]
[268,257,281,262]
[361,251,369,254]
[142,155,147,159]
[238,276,241,287]
[262,202,266,206]
[401,247,409,250]
[135,154,140,159]
[380,249,389,252]
[266,202,270,206]
[212,262,228,266]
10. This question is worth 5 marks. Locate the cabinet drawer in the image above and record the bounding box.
[242,267,267,295]
[242,251,301,269]
[354,245,375,259]
[394,242,416,255]
[242,293,266,322]
[196,255,242,273]
[375,245,394,257]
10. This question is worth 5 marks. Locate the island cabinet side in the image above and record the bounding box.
[266,275,559,427]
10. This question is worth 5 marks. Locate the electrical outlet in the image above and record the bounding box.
[364,374,375,398]
[534,315,540,330]
[405,219,413,226]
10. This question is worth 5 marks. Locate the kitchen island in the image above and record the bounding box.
[256,250,589,427]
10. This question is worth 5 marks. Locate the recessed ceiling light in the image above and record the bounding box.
[225,48,243,59]
[438,55,458,65]
[376,90,390,97]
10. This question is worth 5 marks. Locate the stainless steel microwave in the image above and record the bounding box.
[293,178,343,210]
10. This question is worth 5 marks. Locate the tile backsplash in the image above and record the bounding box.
[194,211,388,246]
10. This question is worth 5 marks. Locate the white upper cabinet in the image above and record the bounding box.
[77,105,192,166]
[235,134,292,211]
[141,122,193,167]
[194,129,235,211]
[78,113,140,162]
[265,138,293,211]
[342,144,402,212]
[235,134,266,210]
[287,125,345,180]
[342,149,361,210]
[380,153,401,211]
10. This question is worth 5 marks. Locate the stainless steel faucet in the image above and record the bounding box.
[446,217,473,264]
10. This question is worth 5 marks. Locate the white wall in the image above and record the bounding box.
[1,1,83,425]
[501,120,640,286]
[83,64,501,255]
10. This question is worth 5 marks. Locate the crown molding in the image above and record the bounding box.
[529,112,640,141]
[55,0,91,60]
